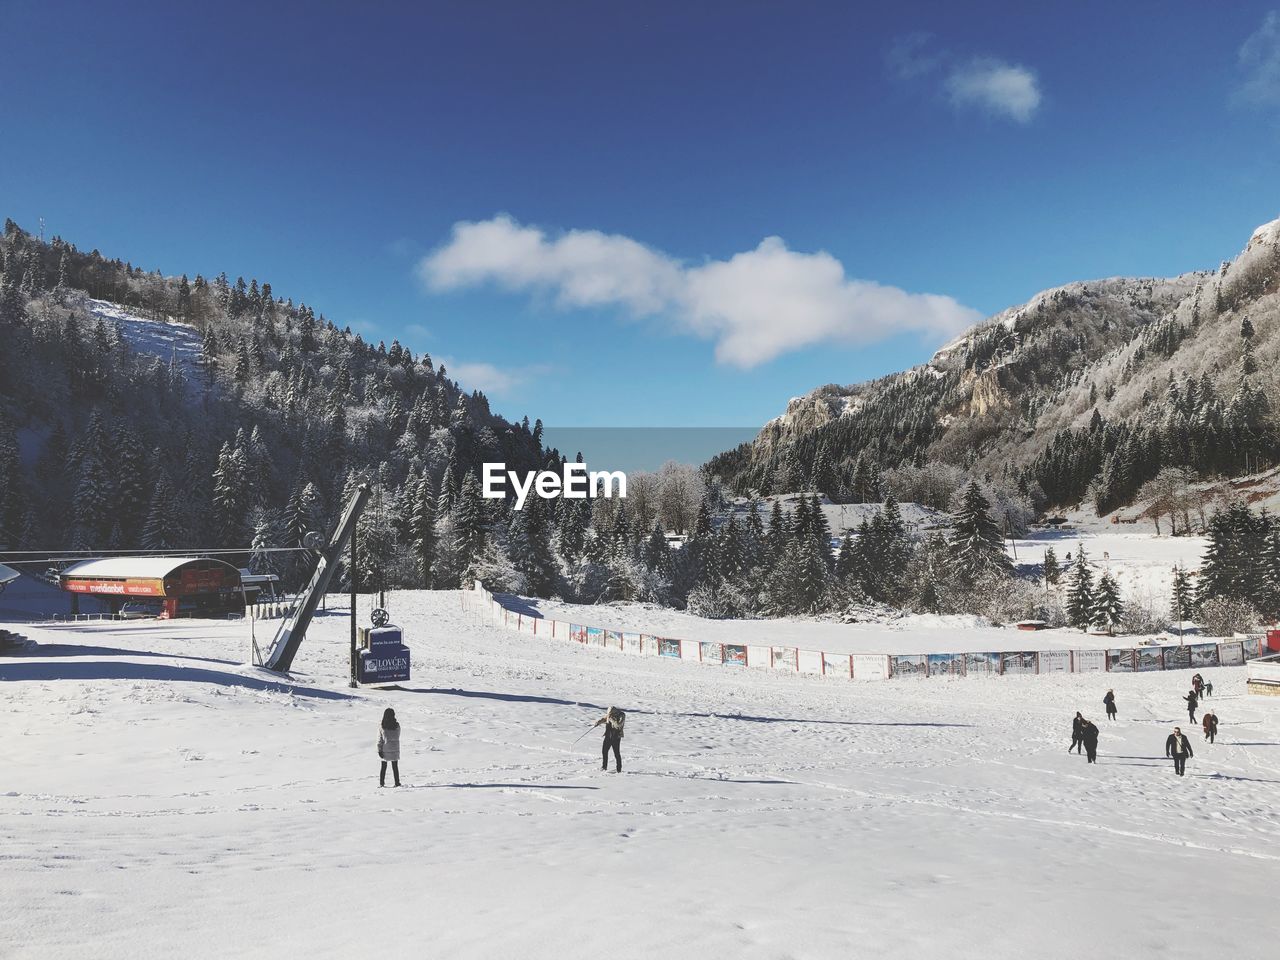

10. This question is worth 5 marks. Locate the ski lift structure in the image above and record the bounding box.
[258,481,411,685]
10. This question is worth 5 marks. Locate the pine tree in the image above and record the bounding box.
[411,474,438,588]
[1042,546,1060,586]
[948,481,1011,581]
[1092,572,1123,635]
[1170,564,1196,628]
[71,411,114,549]
[1065,547,1095,630]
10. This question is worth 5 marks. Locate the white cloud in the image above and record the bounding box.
[886,32,942,80]
[1236,11,1280,108]
[946,58,1041,123]
[441,358,554,398]
[420,217,981,368]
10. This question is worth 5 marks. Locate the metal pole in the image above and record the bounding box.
[350,533,358,688]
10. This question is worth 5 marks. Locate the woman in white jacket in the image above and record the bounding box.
[378,708,401,787]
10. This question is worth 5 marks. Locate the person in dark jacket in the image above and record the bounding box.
[1202,711,1218,744]
[1166,726,1194,776]
[1103,689,1117,721]
[1183,689,1199,723]
[1204,679,1213,698]
[1081,719,1100,763]
[378,707,401,787]
[594,706,625,772]
[1070,712,1084,754]
[1192,673,1203,697]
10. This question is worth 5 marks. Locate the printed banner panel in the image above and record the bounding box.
[700,641,723,664]
[1162,646,1191,671]
[746,645,771,669]
[823,653,851,677]
[797,650,823,674]
[1242,637,1263,659]
[639,634,659,655]
[1136,646,1165,672]
[1001,651,1038,675]
[606,629,624,650]
[964,651,1001,675]
[569,624,588,644]
[1217,641,1244,666]
[890,654,928,678]
[1038,649,1071,673]
[723,644,748,666]
[771,646,797,670]
[658,637,681,659]
[623,632,643,655]
[927,652,965,677]
[587,626,607,648]
[852,654,890,680]
[1107,650,1136,672]
[1073,649,1106,673]
[1189,643,1220,668]
[679,639,701,661]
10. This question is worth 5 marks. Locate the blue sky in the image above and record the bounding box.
[4,0,1280,435]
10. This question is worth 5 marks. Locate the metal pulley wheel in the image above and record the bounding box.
[370,607,390,627]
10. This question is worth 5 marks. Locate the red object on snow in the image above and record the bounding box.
[1266,628,1280,653]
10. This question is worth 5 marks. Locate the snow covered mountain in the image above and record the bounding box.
[708,216,1280,511]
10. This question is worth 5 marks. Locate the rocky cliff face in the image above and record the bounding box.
[709,215,1280,500]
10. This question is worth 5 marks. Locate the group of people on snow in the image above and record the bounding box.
[373,704,626,786]
[1071,681,1222,777]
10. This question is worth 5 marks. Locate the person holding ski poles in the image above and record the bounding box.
[593,706,626,773]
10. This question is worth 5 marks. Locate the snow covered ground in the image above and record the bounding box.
[84,298,203,375]
[3,591,1278,959]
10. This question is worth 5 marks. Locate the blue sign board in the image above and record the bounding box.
[366,626,403,652]
[358,646,411,684]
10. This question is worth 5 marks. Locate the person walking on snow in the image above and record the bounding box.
[1070,712,1085,754]
[1192,674,1204,697]
[1183,689,1199,724]
[1081,718,1099,764]
[378,707,401,787]
[1166,726,1194,776]
[1103,689,1117,721]
[1204,679,1213,698]
[1202,711,1218,744]
[594,706,626,773]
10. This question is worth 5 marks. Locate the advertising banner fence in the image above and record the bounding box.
[471,585,1256,687]
[1107,649,1136,672]
[1189,643,1219,668]
[890,654,927,678]
[797,649,823,675]
[1001,651,1038,675]
[1136,647,1165,672]
[771,646,798,670]
[1038,649,1071,674]
[823,653,852,677]
[852,654,889,680]
[1073,649,1106,673]
[964,651,1001,675]
[927,652,965,677]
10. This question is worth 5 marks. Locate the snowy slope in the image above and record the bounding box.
[3,591,1278,960]
[84,298,203,375]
